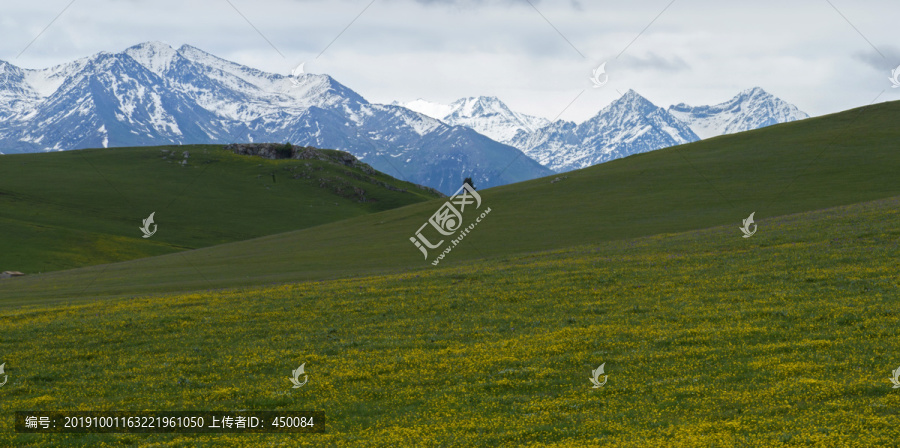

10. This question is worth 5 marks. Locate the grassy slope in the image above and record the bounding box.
[1,195,898,446]
[0,144,441,274]
[2,100,899,305]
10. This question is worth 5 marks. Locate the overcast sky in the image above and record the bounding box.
[2,0,899,122]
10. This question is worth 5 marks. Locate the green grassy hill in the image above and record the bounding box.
[2,100,899,306]
[1,194,898,446]
[0,144,441,274]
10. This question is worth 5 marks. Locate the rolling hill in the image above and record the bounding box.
[1,191,898,446]
[1,99,898,306]
[0,144,441,274]
[0,42,554,194]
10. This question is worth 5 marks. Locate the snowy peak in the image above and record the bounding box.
[21,48,196,149]
[0,60,19,75]
[394,98,452,119]
[398,87,807,175]
[447,96,543,128]
[583,89,697,145]
[0,60,28,92]
[447,96,509,119]
[738,86,767,98]
[175,43,286,92]
[170,42,368,110]
[668,87,808,139]
[123,41,180,75]
[176,44,245,71]
[508,90,699,173]
[594,89,658,121]
[0,60,41,121]
[403,95,550,145]
[0,42,551,194]
[285,73,370,108]
[614,89,647,106]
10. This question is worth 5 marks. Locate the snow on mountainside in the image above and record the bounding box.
[398,96,549,145]
[412,88,807,174]
[510,90,699,173]
[0,61,41,122]
[0,42,551,194]
[440,96,550,144]
[668,87,809,139]
[0,41,808,189]
[397,99,454,121]
[123,41,180,74]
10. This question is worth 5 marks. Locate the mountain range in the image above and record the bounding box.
[0,41,808,189]
[667,87,809,139]
[398,96,550,145]
[401,88,808,172]
[0,42,550,194]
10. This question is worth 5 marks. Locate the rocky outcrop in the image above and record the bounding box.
[226,143,375,173]
[227,143,445,198]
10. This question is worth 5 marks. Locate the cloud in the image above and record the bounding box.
[1,0,898,121]
[853,46,900,71]
[617,53,690,72]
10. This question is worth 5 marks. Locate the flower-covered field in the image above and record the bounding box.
[1,197,899,447]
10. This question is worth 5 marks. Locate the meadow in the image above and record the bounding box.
[0,144,440,274]
[3,100,900,306]
[1,194,898,446]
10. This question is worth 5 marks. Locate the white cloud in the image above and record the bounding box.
[2,0,898,122]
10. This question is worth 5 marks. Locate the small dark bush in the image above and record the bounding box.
[275,142,293,159]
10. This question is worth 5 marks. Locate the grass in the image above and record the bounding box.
[1,194,898,446]
[0,99,899,446]
[0,144,441,274]
[2,100,900,305]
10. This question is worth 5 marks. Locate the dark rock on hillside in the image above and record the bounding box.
[227,143,374,172]
[227,143,445,198]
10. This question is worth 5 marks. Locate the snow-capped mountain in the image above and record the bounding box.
[509,90,699,172]
[0,42,552,194]
[0,42,809,185]
[398,96,549,145]
[398,99,454,121]
[409,87,807,174]
[668,87,809,139]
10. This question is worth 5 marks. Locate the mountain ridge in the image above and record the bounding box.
[668,87,809,139]
[0,42,552,194]
[401,88,808,173]
[400,96,550,145]
[508,89,699,172]
[0,42,808,186]
[3,97,898,303]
